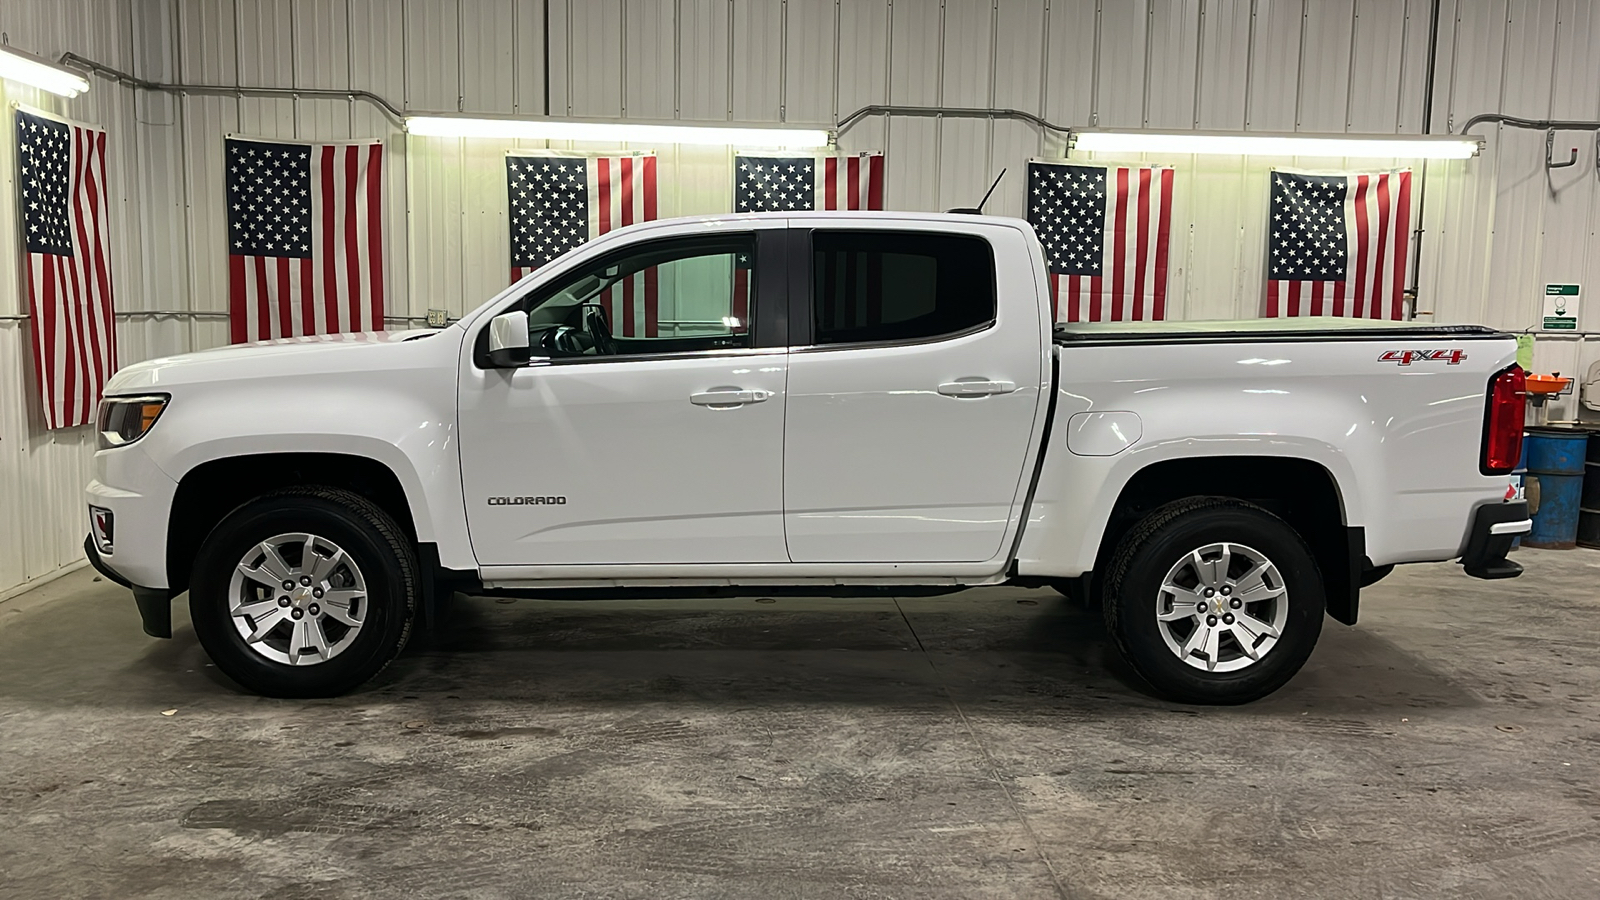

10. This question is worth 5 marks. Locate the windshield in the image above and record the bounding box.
[528,272,615,328]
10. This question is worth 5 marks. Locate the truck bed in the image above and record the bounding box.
[1022,320,1520,581]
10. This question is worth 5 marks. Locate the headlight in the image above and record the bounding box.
[96,395,168,449]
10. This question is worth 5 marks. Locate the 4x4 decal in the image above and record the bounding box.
[1379,349,1467,366]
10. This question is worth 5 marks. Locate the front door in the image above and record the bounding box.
[458,227,789,566]
[783,225,1046,563]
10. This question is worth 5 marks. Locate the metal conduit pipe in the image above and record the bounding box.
[66,52,1077,144]
[1457,113,1600,135]
[1457,114,1600,171]
[1,311,254,321]
[63,46,1600,148]
[1,312,440,323]
[113,311,231,318]
[58,52,407,125]
[22,54,473,331]
[2,311,235,320]
[836,104,1074,139]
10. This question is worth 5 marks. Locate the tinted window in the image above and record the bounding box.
[811,231,995,346]
[519,236,756,358]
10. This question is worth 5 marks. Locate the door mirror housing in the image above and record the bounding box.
[487,310,533,367]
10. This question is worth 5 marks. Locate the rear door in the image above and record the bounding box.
[782,223,1047,563]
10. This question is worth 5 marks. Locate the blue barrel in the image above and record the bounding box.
[1525,427,1588,549]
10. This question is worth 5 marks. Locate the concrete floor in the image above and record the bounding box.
[2,550,1599,899]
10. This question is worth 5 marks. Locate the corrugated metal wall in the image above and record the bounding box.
[4,0,1600,597]
[146,0,1600,330]
[0,0,149,599]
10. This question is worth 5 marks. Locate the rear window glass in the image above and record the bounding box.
[811,231,996,345]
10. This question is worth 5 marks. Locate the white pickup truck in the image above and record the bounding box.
[84,211,1530,704]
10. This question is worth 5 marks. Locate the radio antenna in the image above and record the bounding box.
[945,168,1006,215]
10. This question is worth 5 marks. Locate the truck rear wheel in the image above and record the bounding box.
[1103,497,1324,704]
[189,488,417,698]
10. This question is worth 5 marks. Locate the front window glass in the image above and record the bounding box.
[521,236,756,358]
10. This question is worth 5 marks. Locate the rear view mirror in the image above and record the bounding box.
[488,310,532,367]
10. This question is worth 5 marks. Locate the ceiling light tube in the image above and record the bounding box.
[407,115,832,148]
[1071,128,1482,159]
[0,45,90,98]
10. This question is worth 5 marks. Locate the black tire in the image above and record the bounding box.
[1103,497,1324,705]
[190,487,417,698]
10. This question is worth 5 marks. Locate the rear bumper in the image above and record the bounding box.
[84,535,177,638]
[1460,501,1530,580]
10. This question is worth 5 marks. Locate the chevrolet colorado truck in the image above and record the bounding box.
[84,211,1531,703]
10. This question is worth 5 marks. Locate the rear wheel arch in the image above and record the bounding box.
[1092,456,1361,625]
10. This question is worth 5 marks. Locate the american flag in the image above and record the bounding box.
[1266,170,1412,319]
[733,152,884,328]
[1028,161,1174,323]
[17,109,117,430]
[734,152,884,213]
[225,137,385,343]
[508,152,657,336]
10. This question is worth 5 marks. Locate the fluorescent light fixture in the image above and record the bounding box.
[407,115,831,148]
[1071,128,1482,159]
[0,45,90,98]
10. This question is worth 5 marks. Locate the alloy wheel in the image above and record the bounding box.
[227,532,368,666]
[1155,541,1288,672]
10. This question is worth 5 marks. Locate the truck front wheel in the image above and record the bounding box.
[1103,497,1324,704]
[189,488,418,697]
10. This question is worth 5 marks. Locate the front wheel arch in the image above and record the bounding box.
[167,452,418,595]
[189,486,418,697]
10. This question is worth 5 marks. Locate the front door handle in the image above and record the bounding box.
[690,388,772,407]
[937,379,1017,398]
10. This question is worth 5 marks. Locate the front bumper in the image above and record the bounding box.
[1460,501,1531,580]
[85,535,176,638]
[84,439,180,590]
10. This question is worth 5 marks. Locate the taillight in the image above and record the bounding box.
[1481,364,1526,474]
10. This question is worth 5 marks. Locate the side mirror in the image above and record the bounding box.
[487,310,532,367]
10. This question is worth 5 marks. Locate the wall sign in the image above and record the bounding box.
[1543,284,1580,330]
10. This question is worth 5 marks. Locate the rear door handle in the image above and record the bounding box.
[937,379,1017,397]
[690,388,772,407]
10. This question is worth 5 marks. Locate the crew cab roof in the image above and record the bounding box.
[597,209,1032,236]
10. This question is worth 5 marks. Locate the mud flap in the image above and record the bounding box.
[1322,526,1363,627]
